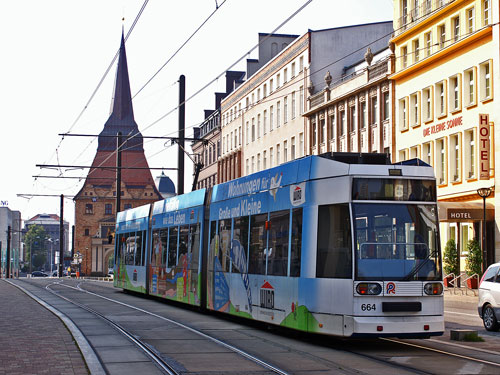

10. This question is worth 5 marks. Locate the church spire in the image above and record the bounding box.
[97,30,143,152]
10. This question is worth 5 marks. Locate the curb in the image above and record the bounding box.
[5,280,106,375]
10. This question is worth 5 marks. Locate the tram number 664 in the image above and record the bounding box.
[361,303,376,311]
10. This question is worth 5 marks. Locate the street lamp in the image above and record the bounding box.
[477,187,492,273]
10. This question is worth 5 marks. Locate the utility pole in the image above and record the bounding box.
[71,225,75,259]
[116,131,123,213]
[59,194,64,277]
[178,74,185,195]
[6,226,11,279]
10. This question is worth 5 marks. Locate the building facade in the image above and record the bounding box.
[219,33,309,178]
[0,207,21,277]
[74,33,162,276]
[219,23,393,179]
[391,0,498,269]
[24,213,69,272]
[305,48,394,156]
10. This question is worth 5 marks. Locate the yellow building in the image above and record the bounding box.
[391,0,498,273]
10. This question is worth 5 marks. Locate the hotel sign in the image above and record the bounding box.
[479,114,490,180]
[423,116,463,137]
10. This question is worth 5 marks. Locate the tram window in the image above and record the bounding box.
[178,225,189,267]
[189,223,200,271]
[115,234,122,262]
[160,229,168,267]
[316,204,352,278]
[219,219,231,272]
[249,214,268,274]
[232,216,249,273]
[208,221,217,272]
[168,227,178,268]
[352,178,436,201]
[125,234,136,266]
[268,210,289,276]
[135,231,144,266]
[151,230,161,267]
[290,208,303,277]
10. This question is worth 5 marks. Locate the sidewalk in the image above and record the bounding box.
[0,280,89,375]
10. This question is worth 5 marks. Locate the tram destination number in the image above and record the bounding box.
[361,303,376,311]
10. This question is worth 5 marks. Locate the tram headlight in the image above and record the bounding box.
[356,283,382,295]
[424,282,443,295]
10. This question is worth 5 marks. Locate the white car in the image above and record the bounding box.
[478,262,500,331]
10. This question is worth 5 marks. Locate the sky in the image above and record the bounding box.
[0,0,393,228]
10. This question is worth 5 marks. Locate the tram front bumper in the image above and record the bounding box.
[347,315,444,337]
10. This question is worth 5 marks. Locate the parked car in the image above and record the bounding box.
[31,271,48,278]
[478,262,500,331]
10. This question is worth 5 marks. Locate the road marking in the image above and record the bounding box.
[428,339,500,356]
[382,338,500,368]
[444,310,480,318]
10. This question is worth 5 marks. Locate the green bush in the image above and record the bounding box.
[443,239,458,276]
[465,239,482,276]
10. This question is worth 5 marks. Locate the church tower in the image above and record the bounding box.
[74,32,162,276]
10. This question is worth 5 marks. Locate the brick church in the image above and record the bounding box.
[74,33,162,276]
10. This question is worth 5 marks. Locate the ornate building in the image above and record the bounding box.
[74,33,162,275]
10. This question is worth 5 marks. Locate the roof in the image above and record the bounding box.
[97,31,143,152]
[156,171,176,195]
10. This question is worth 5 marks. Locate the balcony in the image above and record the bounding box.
[396,0,453,36]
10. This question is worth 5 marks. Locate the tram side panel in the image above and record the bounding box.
[114,205,152,293]
[206,176,336,334]
[147,190,206,307]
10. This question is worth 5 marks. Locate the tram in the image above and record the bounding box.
[114,152,444,337]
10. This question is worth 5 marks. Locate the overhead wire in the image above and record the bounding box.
[64,0,315,184]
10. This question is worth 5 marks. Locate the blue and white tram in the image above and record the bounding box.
[114,153,444,337]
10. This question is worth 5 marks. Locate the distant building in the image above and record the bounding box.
[0,207,21,277]
[73,32,162,276]
[155,171,176,199]
[219,22,393,179]
[24,213,70,272]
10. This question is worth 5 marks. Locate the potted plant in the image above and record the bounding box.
[465,239,482,289]
[443,239,458,287]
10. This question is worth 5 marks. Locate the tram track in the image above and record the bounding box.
[17,278,500,374]
[45,280,292,375]
[73,280,500,375]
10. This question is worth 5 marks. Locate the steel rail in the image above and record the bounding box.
[58,281,290,375]
[45,282,179,375]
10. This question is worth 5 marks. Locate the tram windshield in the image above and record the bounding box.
[353,203,441,281]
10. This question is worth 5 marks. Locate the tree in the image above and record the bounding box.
[465,239,482,276]
[443,239,458,276]
[24,225,48,271]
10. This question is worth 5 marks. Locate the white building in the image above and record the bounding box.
[391,0,498,268]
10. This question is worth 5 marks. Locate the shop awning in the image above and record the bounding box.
[438,201,495,222]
